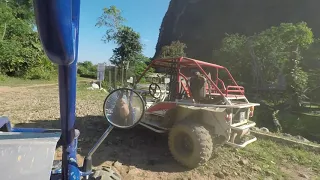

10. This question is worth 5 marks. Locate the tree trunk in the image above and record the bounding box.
[272,110,282,133]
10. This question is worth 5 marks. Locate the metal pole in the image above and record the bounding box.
[121,65,124,86]
[82,124,114,179]
[114,67,117,88]
[87,125,114,157]
[60,0,81,178]
[109,70,112,88]
[33,0,81,179]
[58,62,78,180]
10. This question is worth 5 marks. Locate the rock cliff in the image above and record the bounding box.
[154,0,320,62]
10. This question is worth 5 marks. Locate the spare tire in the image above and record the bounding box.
[168,121,213,168]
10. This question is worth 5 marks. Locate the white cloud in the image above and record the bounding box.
[142,38,150,42]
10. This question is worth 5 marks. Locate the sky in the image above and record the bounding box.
[78,0,170,64]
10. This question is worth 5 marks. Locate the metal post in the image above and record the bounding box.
[109,70,112,89]
[121,66,124,86]
[82,125,114,177]
[87,125,114,157]
[124,68,126,86]
[33,0,81,179]
[58,62,79,180]
[114,67,117,89]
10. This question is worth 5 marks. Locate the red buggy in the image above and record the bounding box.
[108,57,260,168]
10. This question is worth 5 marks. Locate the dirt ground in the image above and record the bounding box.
[1,83,320,180]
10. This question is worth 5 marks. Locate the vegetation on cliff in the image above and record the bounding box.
[214,22,320,141]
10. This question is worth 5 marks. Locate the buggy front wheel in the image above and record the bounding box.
[168,121,213,168]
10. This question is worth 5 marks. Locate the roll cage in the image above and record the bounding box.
[135,57,245,102]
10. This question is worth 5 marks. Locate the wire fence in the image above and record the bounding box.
[102,65,128,90]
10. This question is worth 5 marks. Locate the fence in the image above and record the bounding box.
[100,64,157,90]
[102,65,140,90]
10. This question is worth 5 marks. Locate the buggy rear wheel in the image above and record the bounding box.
[168,121,213,168]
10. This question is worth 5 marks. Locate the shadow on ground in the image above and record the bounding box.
[15,115,187,173]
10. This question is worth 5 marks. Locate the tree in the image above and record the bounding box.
[109,26,142,67]
[77,61,97,79]
[95,5,125,43]
[0,1,13,41]
[96,6,143,67]
[131,54,154,77]
[123,54,154,83]
[0,0,55,79]
[301,39,320,102]
[213,34,250,83]
[214,22,315,132]
[157,41,187,58]
[215,22,313,96]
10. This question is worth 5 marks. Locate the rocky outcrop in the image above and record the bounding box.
[154,0,320,62]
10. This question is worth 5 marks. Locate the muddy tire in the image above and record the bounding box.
[168,121,213,168]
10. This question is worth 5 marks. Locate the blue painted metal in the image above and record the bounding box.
[0,116,11,131]
[33,0,81,179]
[52,168,92,177]
[57,62,80,180]
[33,1,78,65]
[11,128,48,133]
[66,128,80,180]
[52,169,92,177]
[11,127,61,133]
[0,117,61,133]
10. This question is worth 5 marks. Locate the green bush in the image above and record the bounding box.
[279,111,320,142]
[77,61,97,79]
[253,107,320,142]
[101,80,109,89]
[0,1,57,79]
[23,66,57,80]
[0,73,7,81]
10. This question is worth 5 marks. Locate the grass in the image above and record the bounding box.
[193,139,320,179]
[238,140,320,179]
[77,82,108,101]
[0,76,58,86]
[0,76,95,87]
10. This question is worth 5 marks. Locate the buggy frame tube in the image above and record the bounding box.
[135,57,243,99]
[179,72,192,97]
[176,57,183,98]
[222,67,239,86]
[190,59,224,96]
[135,57,181,84]
[222,67,244,95]
[216,68,219,88]
[135,64,152,84]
